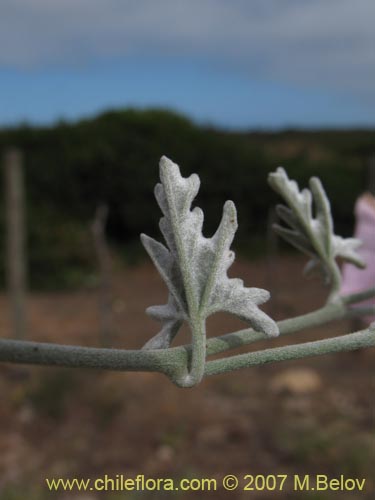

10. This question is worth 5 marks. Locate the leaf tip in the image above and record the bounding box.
[223,200,237,224]
[140,232,148,244]
[159,155,179,181]
[309,176,325,197]
[267,322,280,338]
[268,166,288,189]
[159,155,172,167]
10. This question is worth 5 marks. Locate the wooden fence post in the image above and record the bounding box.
[368,153,375,195]
[91,204,113,347]
[3,148,27,339]
[267,206,279,317]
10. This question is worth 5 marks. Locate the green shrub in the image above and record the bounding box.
[0,110,370,289]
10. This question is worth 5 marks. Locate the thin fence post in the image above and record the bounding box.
[3,148,27,339]
[91,204,114,347]
[368,153,375,195]
[266,206,279,317]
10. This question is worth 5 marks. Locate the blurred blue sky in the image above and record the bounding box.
[1,0,374,129]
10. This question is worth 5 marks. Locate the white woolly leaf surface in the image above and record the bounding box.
[268,167,366,286]
[141,156,278,349]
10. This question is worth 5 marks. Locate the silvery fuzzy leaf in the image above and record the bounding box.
[142,321,182,350]
[332,236,366,268]
[140,234,186,314]
[143,296,184,349]
[276,204,302,232]
[268,167,366,290]
[141,156,278,348]
[309,177,333,256]
[272,224,315,257]
[303,258,321,276]
[208,278,279,337]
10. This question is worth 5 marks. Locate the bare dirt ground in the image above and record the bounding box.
[0,254,374,499]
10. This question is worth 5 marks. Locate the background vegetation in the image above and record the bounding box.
[0,109,373,288]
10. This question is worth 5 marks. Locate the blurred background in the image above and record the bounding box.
[0,1,374,499]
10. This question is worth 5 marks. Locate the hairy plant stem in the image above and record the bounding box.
[205,328,375,376]
[173,316,206,388]
[205,295,374,357]
[341,286,375,305]
[0,287,374,386]
[0,338,187,379]
[326,262,342,303]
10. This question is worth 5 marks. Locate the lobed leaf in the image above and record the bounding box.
[141,156,279,348]
[268,167,366,296]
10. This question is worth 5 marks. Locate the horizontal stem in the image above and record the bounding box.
[0,286,374,384]
[205,285,375,357]
[347,306,375,317]
[342,286,375,305]
[205,301,346,356]
[205,328,375,377]
[0,339,187,380]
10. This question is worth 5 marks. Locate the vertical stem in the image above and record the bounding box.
[327,261,342,303]
[4,148,27,339]
[173,316,206,388]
